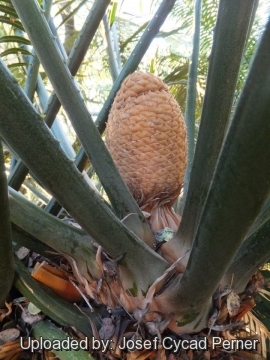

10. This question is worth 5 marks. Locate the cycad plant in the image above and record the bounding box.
[0,0,270,359]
